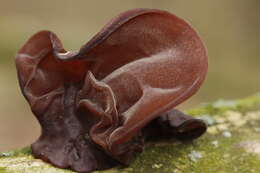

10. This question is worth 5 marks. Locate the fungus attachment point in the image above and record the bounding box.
[143,109,207,141]
[16,8,208,173]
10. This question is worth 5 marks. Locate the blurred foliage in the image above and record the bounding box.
[0,0,259,151]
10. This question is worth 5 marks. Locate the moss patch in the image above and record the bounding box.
[187,93,260,116]
[0,147,31,158]
[1,94,260,173]
[0,167,8,173]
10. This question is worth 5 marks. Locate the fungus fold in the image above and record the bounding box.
[16,8,208,173]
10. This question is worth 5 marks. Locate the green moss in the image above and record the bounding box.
[0,167,8,173]
[187,93,260,116]
[0,147,31,158]
[1,94,260,173]
[121,130,259,173]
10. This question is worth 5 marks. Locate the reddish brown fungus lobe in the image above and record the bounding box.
[15,8,208,173]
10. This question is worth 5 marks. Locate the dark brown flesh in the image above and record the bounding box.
[15,8,208,173]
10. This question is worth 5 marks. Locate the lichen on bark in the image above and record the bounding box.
[1,93,260,173]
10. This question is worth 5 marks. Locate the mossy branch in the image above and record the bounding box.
[1,93,260,173]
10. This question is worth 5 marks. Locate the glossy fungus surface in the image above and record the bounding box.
[16,8,208,173]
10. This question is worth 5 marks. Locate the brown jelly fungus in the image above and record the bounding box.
[15,8,208,173]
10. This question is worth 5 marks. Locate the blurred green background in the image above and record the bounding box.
[0,0,259,151]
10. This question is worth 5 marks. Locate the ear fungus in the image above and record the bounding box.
[16,8,208,173]
[143,109,207,141]
[15,31,118,172]
[77,9,208,162]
